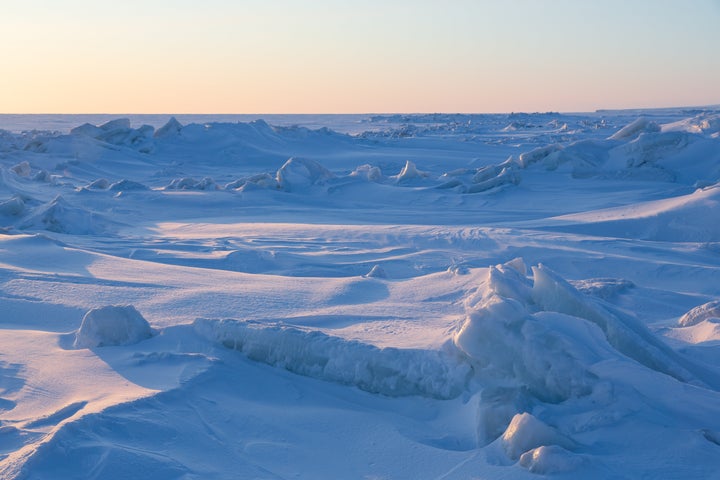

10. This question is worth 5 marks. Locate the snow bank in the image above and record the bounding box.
[193,318,470,399]
[276,157,334,192]
[679,300,720,327]
[74,305,153,348]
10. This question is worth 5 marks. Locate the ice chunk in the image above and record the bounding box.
[501,412,573,460]
[609,117,661,140]
[194,318,470,399]
[350,164,383,182]
[74,305,153,348]
[531,264,695,384]
[678,300,720,327]
[364,264,387,278]
[108,179,149,192]
[11,161,31,177]
[85,178,110,190]
[395,160,428,183]
[0,196,25,216]
[99,118,131,131]
[154,117,183,138]
[276,157,334,192]
[20,195,109,235]
[519,445,583,474]
[518,144,563,168]
[165,177,219,191]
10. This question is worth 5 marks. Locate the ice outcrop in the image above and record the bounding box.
[193,318,470,399]
[276,157,334,192]
[679,300,720,327]
[74,305,153,348]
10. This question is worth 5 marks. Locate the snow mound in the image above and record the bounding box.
[74,305,153,348]
[501,412,574,460]
[679,300,720,327]
[609,117,661,140]
[668,318,720,344]
[549,185,720,242]
[193,318,470,399]
[20,195,111,235]
[276,157,334,192]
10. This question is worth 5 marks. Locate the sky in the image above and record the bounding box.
[1,0,719,114]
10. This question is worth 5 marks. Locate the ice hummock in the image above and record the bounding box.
[74,305,153,348]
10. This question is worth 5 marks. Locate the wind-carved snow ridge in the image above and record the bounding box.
[193,318,471,399]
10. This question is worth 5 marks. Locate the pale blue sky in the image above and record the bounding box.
[1,0,718,113]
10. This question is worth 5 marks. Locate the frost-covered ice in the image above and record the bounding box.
[2,109,720,479]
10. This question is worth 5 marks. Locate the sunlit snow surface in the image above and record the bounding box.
[2,110,720,479]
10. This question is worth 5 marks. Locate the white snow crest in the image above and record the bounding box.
[193,318,470,399]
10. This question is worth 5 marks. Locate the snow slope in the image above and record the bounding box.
[2,109,720,479]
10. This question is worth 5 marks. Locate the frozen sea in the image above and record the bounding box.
[1,108,720,479]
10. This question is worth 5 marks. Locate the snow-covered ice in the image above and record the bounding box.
[2,109,720,478]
